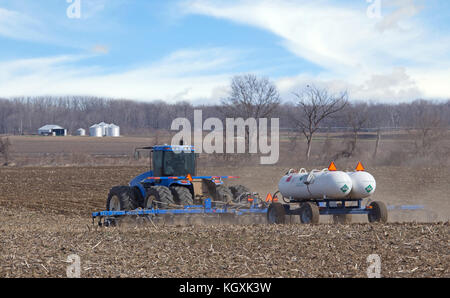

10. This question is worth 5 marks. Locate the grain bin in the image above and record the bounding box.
[98,122,109,136]
[89,124,102,137]
[76,128,86,136]
[107,124,120,137]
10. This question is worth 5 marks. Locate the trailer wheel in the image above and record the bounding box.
[229,185,251,203]
[144,186,175,209]
[299,202,320,224]
[267,203,285,224]
[332,214,352,224]
[106,186,138,211]
[170,186,194,206]
[368,201,388,223]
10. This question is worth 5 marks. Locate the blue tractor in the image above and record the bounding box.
[105,144,251,212]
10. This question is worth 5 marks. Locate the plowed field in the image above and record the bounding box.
[0,166,448,277]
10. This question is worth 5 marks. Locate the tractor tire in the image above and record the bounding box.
[131,187,145,208]
[170,186,194,206]
[106,186,138,211]
[144,186,175,209]
[368,201,388,223]
[332,214,352,224]
[299,202,320,224]
[229,185,251,203]
[267,203,285,224]
[215,185,233,204]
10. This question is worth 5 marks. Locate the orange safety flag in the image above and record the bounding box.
[328,161,337,171]
[355,162,365,171]
[186,174,193,182]
[265,193,273,202]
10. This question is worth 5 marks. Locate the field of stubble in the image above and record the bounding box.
[0,165,448,277]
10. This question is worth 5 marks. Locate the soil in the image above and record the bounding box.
[0,166,448,277]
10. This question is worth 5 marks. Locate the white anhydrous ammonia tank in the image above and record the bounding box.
[347,171,376,199]
[278,169,353,200]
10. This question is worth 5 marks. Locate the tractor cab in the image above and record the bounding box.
[135,145,197,177]
[151,145,196,177]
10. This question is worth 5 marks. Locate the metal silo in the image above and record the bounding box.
[107,124,120,137]
[98,122,108,136]
[89,124,102,137]
[76,128,86,136]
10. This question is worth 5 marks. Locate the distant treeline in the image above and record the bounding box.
[0,96,449,135]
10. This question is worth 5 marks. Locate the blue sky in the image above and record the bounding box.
[0,0,449,103]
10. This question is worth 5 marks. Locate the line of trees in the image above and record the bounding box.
[1,75,449,142]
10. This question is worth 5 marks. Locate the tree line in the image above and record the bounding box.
[0,75,449,139]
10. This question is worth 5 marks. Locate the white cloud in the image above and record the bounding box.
[82,0,109,18]
[182,0,450,101]
[376,0,424,32]
[0,48,239,102]
[0,7,46,41]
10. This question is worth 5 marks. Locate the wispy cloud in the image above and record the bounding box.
[182,0,450,101]
[376,0,424,32]
[0,7,46,41]
[0,0,448,102]
[82,0,108,18]
[0,48,239,102]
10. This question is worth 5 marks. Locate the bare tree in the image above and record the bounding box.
[221,74,280,119]
[372,128,382,159]
[221,74,281,157]
[408,100,445,156]
[292,85,348,160]
[344,103,369,157]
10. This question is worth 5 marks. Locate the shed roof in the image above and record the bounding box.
[38,125,63,131]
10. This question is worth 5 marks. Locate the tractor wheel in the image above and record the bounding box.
[332,214,352,224]
[144,186,175,209]
[170,186,194,206]
[106,186,138,211]
[368,201,388,223]
[267,202,285,224]
[299,202,320,224]
[229,185,251,203]
[215,185,233,204]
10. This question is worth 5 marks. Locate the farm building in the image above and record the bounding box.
[75,128,86,136]
[89,123,120,137]
[38,125,67,136]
